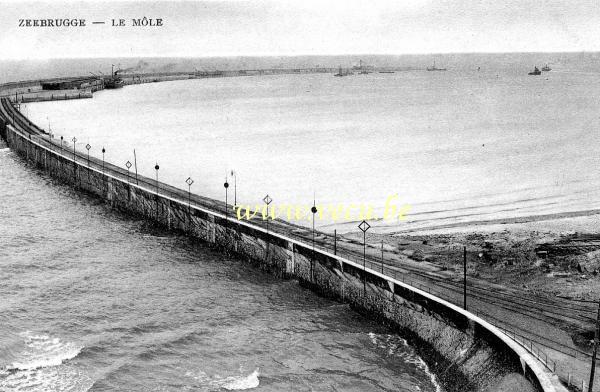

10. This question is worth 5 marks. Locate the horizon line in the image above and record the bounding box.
[2,49,600,61]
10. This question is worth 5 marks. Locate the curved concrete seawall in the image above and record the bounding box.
[0,94,568,392]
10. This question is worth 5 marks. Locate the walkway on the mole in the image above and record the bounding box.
[1,97,595,391]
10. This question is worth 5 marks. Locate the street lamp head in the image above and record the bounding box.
[224,181,229,189]
[311,206,318,214]
[60,136,63,141]
[102,147,105,153]
[155,163,159,171]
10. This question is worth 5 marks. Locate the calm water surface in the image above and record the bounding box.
[0,148,441,391]
[25,69,600,232]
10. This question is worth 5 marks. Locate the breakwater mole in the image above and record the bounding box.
[0,76,568,391]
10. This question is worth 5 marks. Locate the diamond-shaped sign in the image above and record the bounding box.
[85,143,91,150]
[358,220,371,233]
[186,177,194,186]
[125,161,132,169]
[263,194,272,205]
[72,137,77,143]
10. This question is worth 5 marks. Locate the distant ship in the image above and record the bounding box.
[104,76,124,89]
[358,60,370,75]
[426,61,447,71]
[105,65,124,89]
[541,64,551,72]
[379,71,395,74]
[334,66,346,77]
[528,66,541,75]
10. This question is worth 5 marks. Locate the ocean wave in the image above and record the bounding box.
[0,366,93,392]
[0,332,91,392]
[188,367,260,390]
[5,331,83,372]
[368,333,443,392]
[222,369,260,390]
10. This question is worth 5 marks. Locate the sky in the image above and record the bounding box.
[0,0,599,59]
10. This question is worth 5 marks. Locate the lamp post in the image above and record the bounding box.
[101,147,106,192]
[224,178,229,224]
[133,149,139,185]
[154,163,160,220]
[334,229,338,255]
[71,137,77,185]
[85,143,91,182]
[230,170,237,206]
[71,137,77,162]
[463,246,467,310]
[381,240,384,273]
[358,220,371,297]
[311,200,318,282]
[154,163,159,192]
[58,136,64,171]
[186,177,194,231]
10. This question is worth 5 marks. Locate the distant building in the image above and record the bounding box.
[41,78,102,90]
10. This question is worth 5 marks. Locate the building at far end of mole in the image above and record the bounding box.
[41,78,102,90]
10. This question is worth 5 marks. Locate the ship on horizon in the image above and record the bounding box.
[426,60,447,71]
[334,65,353,77]
[528,66,541,75]
[542,64,551,72]
[355,60,371,74]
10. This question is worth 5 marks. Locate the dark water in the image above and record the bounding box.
[0,148,441,391]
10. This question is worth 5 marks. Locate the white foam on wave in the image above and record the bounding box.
[188,367,260,390]
[222,369,260,390]
[414,356,443,392]
[7,331,83,371]
[368,332,443,392]
[0,331,92,392]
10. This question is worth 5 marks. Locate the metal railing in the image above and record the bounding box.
[0,98,583,391]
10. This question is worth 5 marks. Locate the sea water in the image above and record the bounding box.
[0,149,441,391]
[25,66,600,232]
